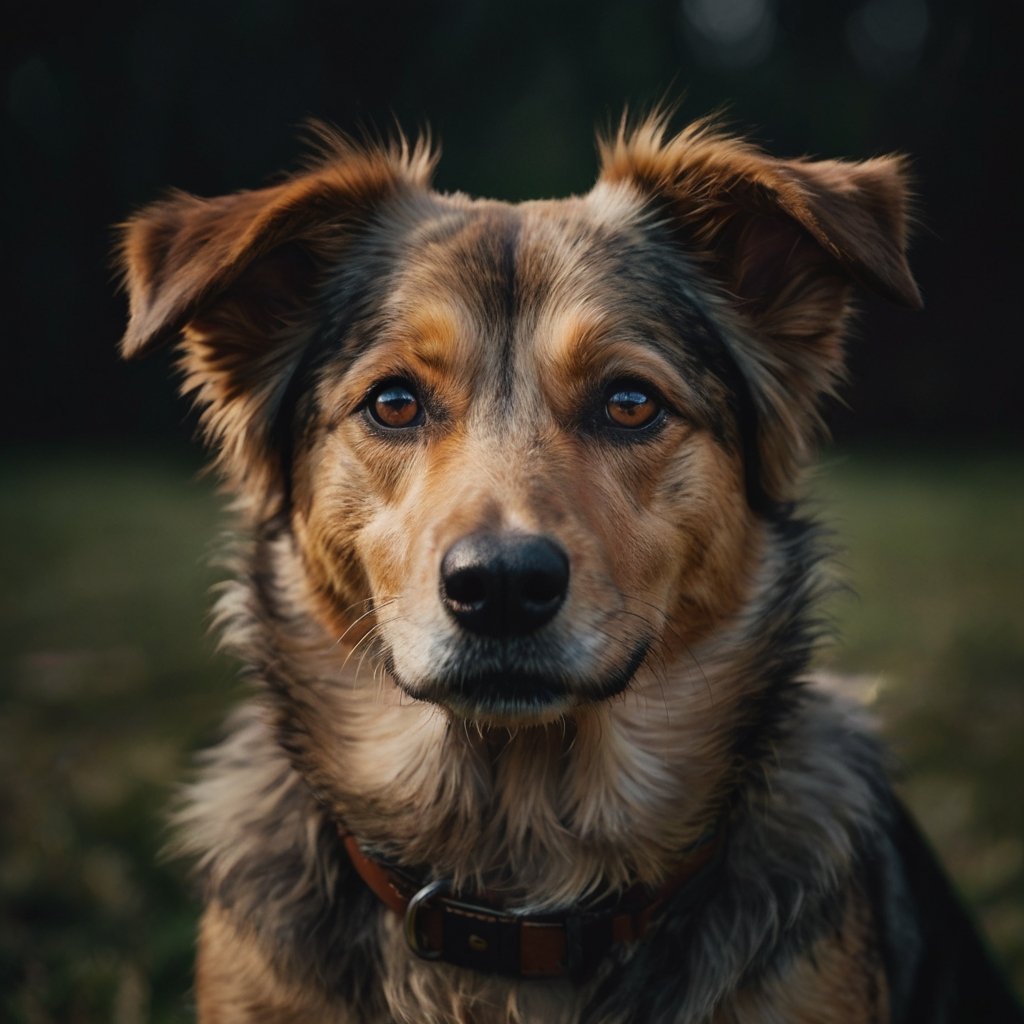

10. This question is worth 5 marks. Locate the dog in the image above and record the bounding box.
[117,114,1022,1022]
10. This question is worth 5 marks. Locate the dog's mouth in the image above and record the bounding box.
[418,671,575,722]
[384,641,650,723]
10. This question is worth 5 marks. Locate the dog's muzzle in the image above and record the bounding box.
[383,530,648,720]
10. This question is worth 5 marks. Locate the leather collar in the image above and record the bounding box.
[341,828,724,979]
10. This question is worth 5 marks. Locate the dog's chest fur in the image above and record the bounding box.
[184,682,890,1024]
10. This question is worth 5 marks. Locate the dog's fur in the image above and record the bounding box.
[118,115,1021,1023]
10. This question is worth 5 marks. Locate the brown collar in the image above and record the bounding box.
[341,829,724,979]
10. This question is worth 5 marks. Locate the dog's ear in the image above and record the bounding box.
[117,134,435,506]
[598,117,921,504]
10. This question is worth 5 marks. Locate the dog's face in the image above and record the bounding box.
[119,119,919,726]
[293,195,761,723]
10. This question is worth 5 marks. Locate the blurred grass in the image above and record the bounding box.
[814,448,1024,981]
[0,448,228,1024]
[0,445,1021,1021]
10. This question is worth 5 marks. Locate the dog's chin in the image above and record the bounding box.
[386,643,649,726]
[397,675,606,726]
[437,678,579,727]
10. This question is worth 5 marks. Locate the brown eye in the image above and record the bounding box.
[605,385,660,429]
[369,383,421,428]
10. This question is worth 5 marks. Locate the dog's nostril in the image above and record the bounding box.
[444,567,488,608]
[440,533,569,637]
[521,569,563,607]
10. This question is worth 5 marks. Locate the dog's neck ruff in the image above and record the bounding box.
[340,826,724,979]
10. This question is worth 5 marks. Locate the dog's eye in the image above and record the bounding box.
[605,384,661,429]
[369,382,422,429]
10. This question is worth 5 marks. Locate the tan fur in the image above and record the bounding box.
[118,114,923,1022]
[197,903,341,1022]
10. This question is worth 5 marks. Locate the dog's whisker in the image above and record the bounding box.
[330,597,388,648]
[372,658,388,697]
[352,626,393,688]
[334,598,397,651]
[340,625,384,678]
[621,596,715,706]
[339,610,405,677]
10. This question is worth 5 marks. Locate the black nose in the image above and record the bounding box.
[440,533,569,637]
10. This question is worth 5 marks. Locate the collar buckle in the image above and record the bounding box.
[404,878,451,960]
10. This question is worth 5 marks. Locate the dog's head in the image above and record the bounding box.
[119,117,918,725]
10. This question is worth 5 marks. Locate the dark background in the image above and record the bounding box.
[4,0,1022,449]
[3,2,1023,1022]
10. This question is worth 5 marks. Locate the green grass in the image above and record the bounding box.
[1,446,1021,1020]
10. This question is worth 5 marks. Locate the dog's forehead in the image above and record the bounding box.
[367,189,739,415]
[395,191,652,314]
[376,188,699,369]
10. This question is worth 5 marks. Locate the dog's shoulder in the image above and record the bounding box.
[596,680,1022,1023]
[793,679,1022,1021]
[770,680,1022,1022]
[867,796,1023,1023]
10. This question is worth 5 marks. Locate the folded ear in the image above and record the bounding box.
[598,116,921,504]
[116,133,435,507]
